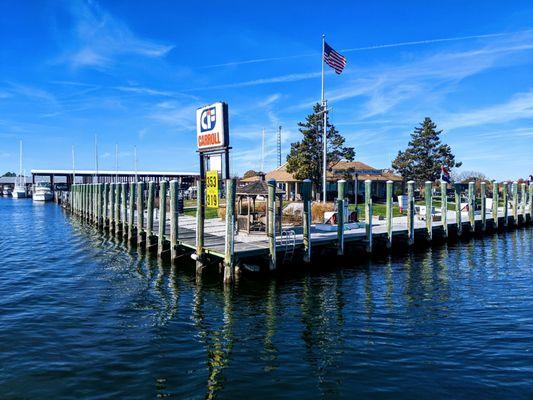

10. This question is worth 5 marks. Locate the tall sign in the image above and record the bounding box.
[196,102,229,152]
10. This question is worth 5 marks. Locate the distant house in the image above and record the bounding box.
[241,161,403,201]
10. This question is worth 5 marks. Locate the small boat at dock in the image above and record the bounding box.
[32,182,53,202]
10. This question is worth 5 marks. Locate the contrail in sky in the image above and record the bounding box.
[201,30,532,68]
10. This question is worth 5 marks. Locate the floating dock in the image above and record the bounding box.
[65,179,532,284]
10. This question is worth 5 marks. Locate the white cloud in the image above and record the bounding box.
[63,0,173,69]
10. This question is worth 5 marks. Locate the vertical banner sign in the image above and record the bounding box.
[206,170,219,208]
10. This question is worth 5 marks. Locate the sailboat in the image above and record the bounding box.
[12,141,27,199]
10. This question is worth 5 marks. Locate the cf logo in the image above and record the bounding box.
[200,107,216,132]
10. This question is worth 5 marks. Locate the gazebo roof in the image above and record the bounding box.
[237,180,285,196]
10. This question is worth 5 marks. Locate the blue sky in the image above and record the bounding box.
[0,0,532,180]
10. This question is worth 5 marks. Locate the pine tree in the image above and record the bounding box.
[286,103,355,192]
[392,117,461,184]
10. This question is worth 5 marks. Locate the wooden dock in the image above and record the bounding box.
[65,179,532,284]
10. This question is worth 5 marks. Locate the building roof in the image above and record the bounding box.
[31,169,199,177]
[237,180,285,196]
[243,161,403,183]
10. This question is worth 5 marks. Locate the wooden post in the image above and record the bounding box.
[267,179,277,271]
[115,182,122,236]
[529,183,533,223]
[407,180,415,246]
[454,183,462,236]
[121,183,128,238]
[109,183,115,231]
[480,181,486,232]
[492,181,499,229]
[425,181,432,241]
[146,181,155,251]
[386,180,393,248]
[170,179,179,261]
[98,183,104,227]
[137,182,145,246]
[224,178,237,283]
[94,184,98,224]
[512,181,518,226]
[128,182,135,242]
[302,179,312,263]
[103,183,109,228]
[441,181,448,238]
[520,182,526,223]
[337,179,346,256]
[158,181,168,257]
[365,180,372,253]
[366,199,373,253]
[468,181,475,233]
[502,182,509,227]
[195,175,205,269]
[88,184,93,222]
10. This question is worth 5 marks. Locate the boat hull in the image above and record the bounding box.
[12,191,27,199]
[33,193,53,202]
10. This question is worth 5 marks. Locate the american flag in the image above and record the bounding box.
[441,165,452,183]
[324,42,346,74]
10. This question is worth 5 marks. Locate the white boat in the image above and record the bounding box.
[33,182,53,202]
[2,187,12,196]
[12,141,27,199]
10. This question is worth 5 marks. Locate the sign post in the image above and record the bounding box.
[194,102,230,274]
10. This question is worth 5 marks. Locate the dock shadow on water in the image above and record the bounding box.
[0,198,532,399]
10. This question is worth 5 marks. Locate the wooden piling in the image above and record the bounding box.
[158,180,167,257]
[302,179,312,263]
[115,182,122,236]
[267,179,277,271]
[425,181,432,241]
[520,183,526,223]
[224,178,236,283]
[365,180,372,253]
[468,181,475,233]
[128,182,135,242]
[502,182,509,227]
[170,179,179,261]
[454,183,462,236]
[511,182,518,226]
[407,181,415,246]
[366,199,373,253]
[98,183,104,227]
[146,181,156,251]
[103,183,109,228]
[386,180,393,248]
[136,182,145,246]
[529,182,533,222]
[109,183,115,230]
[195,176,205,270]
[480,181,486,232]
[441,181,448,238]
[337,179,346,256]
[492,181,499,229]
[121,183,128,238]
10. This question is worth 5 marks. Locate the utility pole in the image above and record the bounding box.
[277,125,282,167]
[261,128,265,172]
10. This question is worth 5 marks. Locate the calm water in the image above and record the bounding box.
[0,198,532,399]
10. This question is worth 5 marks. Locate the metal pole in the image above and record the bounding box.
[321,34,327,203]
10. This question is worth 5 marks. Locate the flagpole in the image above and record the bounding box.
[321,34,327,202]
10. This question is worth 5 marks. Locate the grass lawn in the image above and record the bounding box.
[183,207,219,219]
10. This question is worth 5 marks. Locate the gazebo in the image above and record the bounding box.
[236,178,285,234]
